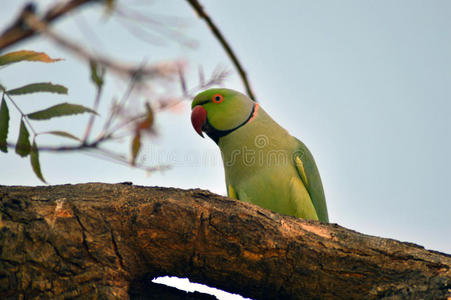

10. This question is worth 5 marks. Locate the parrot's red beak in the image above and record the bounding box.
[191,105,207,138]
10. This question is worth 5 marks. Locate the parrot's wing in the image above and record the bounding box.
[289,174,319,220]
[293,139,329,222]
[228,184,238,199]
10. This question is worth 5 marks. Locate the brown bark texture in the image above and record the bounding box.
[0,183,450,299]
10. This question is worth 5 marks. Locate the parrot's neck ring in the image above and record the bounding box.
[204,103,259,144]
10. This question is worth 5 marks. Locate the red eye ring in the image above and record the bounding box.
[212,93,224,104]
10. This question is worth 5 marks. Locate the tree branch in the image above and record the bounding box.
[186,0,256,101]
[0,0,98,51]
[0,183,450,299]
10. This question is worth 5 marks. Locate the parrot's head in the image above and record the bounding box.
[191,88,256,143]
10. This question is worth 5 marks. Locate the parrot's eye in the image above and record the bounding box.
[212,94,224,104]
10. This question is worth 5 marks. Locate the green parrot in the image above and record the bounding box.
[191,88,328,222]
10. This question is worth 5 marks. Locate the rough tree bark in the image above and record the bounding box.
[0,183,450,299]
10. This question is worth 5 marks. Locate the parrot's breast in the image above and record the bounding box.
[218,107,315,218]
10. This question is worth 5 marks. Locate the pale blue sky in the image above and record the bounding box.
[1,0,450,261]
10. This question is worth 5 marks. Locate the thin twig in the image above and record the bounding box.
[6,140,100,152]
[108,113,147,135]
[6,141,169,173]
[185,0,256,101]
[114,5,196,48]
[82,80,103,142]
[181,66,231,99]
[4,92,37,136]
[91,147,170,173]
[98,62,145,139]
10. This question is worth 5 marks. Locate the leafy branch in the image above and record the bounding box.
[0,0,247,182]
[0,50,163,181]
[0,49,227,182]
[0,50,98,182]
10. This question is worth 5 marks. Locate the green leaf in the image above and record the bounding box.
[27,103,98,120]
[7,82,68,96]
[30,141,46,183]
[42,131,81,141]
[0,50,62,66]
[15,120,31,157]
[90,60,104,88]
[0,96,10,153]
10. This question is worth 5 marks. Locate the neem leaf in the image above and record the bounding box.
[0,97,10,153]
[0,50,62,66]
[7,82,68,96]
[27,103,98,120]
[15,120,31,157]
[131,132,141,166]
[90,60,104,88]
[30,141,46,183]
[130,103,154,165]
[42,131,81,141]
[136,103,154,131]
